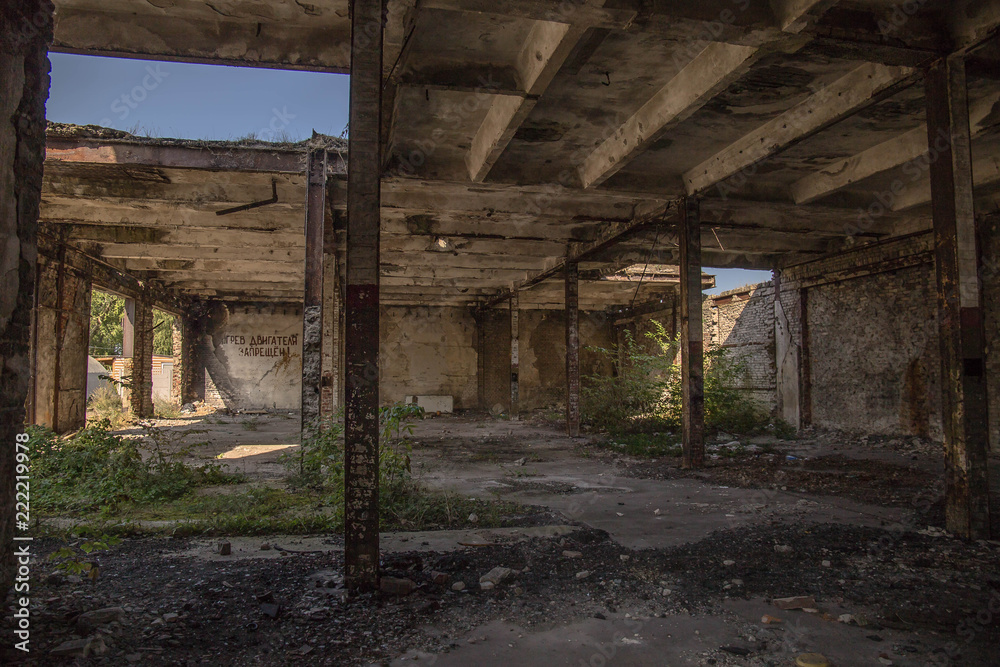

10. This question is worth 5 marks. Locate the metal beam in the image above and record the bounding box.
[344,0,384,591]
[926,55,992,540]
[565,262,580,437]
[679,198,705,469]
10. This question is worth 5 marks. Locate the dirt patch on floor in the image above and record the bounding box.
[606,450,943,513]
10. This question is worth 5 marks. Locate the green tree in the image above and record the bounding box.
[152,310,175,356]
[89,291,124,356]
[89,292,175,357]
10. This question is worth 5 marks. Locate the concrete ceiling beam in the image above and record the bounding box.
[466,13,597,182]
[580,41,760,189]
[52,8,352,72]
[790,90,1000,205]
[893,153,1000,212]
[684,62,917,196]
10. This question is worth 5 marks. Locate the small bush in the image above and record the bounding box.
[154,396,181,419]
[87,385,128,428]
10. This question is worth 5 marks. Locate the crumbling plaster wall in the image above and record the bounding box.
[709,234,958,440]
[380,305,478,409]
[1,0,53,596]
[518,310,616,411]
[32,253,91,432]
[200,304,302,410]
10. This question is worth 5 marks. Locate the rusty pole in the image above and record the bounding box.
[926,55,992,539]
[565,262,580,437]
[680,198,705,468]
[510,291,519,419]
[344,0,385,590]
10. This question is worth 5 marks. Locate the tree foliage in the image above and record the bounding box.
[89,290,175,356]
[89,291,125,356]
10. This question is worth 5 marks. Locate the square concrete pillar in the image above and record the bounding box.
[125,297,154,418]
[31,256,92,433]
[565,262,580,437]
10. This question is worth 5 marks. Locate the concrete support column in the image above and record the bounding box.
[679,198,705,468]
[344,0,385,591]
[773,270,801,430]
[320,192,339,418]
[320,251,340,417]
[302,148,327,432]
[32,254,92,432]
[510,291,520,420]
[565,262,580,437]
[125,297,154,418]
[926,55,992,539]
[1,0,54,596]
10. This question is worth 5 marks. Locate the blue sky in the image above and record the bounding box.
[47,53,771,293]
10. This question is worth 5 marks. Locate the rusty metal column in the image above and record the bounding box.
[475,308,486,410]
[680,198,705,468]
[510,291,519,419]
[302,149,327,433]
[344,0,385,590]
[565,262,580,437]
[926,55,991,540]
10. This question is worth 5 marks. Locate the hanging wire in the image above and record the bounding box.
[629,221,662,309]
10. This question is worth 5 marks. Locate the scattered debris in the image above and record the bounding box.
[773,596,817,610]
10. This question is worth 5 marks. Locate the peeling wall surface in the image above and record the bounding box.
[380,306,478,409]
[33,255,92,432]
[711,287,777,412]
[518,310,615,411]
[201,305,303,410]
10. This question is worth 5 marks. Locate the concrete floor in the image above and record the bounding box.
[126,411,998,666]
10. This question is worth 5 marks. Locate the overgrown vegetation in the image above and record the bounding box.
[582,320,777,438]
[48,528,121,578]
[86,384,128,428]
[30,406,526,536]
[28,420,240,515]
[153,396,181,419]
